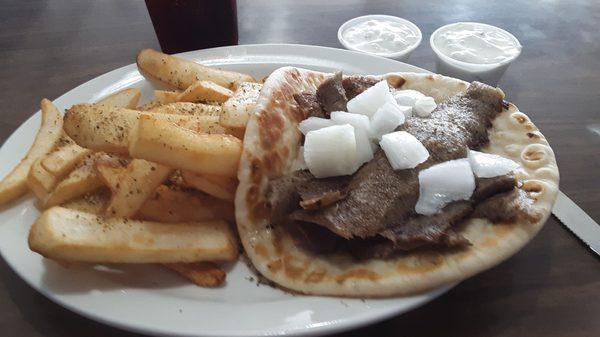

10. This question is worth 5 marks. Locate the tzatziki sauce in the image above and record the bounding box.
[433,22,521,64]
[342,19,420,55]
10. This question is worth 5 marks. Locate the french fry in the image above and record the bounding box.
[99,163,230,286]
[62,152,129,212]
[137,185,235,222]
[95,152,131,168]
[27,158,56,200]
[96,88,141,109]
[220,82,262,129]
[165,170,191,189]
[28,142,93,202]
[94,154,130,189]
[64,104,225,154]
[149,102,222,116]
[41,143,92,177]
[129,116,242,176]
[101,159,173,218]
[164,262,226,287]
[42,154,105,208]
[137,99,162,111]
[28,207,238,263]
[0,99,63,205]
[136,48,255,90]
[61,190,110,215]
[178,80,233,103]
[181,171,237,201]
[154,90,180,104]
[95,163,123,190]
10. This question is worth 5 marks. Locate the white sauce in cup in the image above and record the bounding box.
[342,19,420,55]
[430,22,522,85]
[432,22,521,64]
[338,15,422,61]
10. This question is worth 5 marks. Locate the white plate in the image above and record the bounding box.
[0,44,453,337]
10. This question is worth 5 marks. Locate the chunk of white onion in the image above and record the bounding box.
[298,117,334,135]
[399,105,414,118]
[330,111,373,165]
[330,111,370,132]
[370,101,407,140]
[415,158,475,215]
[413,96,437,117]
[354,128,374,166]
[304,124,358,178]
[468,150,519,178]
[346,80,395,118]
[379,131,429,170]
[393,89,425,107]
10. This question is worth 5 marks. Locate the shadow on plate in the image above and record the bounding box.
[0,194,34,213]
[40,259,192,294]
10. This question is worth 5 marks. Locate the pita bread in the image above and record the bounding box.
[235,67,559,297]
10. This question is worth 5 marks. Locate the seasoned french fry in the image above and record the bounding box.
[42,154,105,208]
[28,207,239,263]
[102,159,173,218]
[95,152,131,168]
[149,102,221,116]
[129,116,242,176]
[27,158,56,200]
[137,185,235,222]
[137,99,162,111]
[41,143,92,177]
[64,104,225,154]
[61,190,110,215]
[27,142,92,202]
[164,262,226,287]
[94,154,130,188]
[178,80,233,103]
[0,99,63,205]
[181,171,237,201]
[96,88,141,109]
[136,48,255,90]
[220,82,262,129]
[154,90,180,104]
[165,170,191,189]
[95,163,123,190]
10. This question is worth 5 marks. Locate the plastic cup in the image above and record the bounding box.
[430,22,521,85]
[338,15,422,62]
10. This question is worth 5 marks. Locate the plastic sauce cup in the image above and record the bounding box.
[430,22,522,85]
[338,15,422,62]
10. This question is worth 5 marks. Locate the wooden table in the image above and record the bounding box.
[1,1,598,336]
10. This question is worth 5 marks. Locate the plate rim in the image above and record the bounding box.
[0,43,452,337]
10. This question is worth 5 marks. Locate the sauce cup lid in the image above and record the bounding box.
[338,15,422,59]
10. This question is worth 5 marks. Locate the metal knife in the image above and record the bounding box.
[552,190,600,256]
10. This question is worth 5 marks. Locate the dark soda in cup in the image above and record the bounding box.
[145,0,238,54]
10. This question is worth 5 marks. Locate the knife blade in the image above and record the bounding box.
[552,190,600,256]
